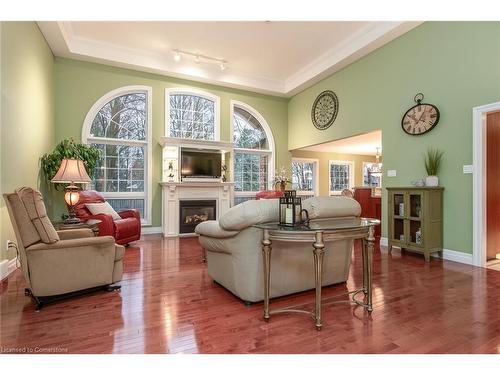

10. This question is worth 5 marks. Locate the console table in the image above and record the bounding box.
[254,218,380,330]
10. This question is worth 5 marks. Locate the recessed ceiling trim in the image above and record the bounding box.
[38,21,421,97]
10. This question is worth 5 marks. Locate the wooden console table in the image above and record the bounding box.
[254,218,380,330]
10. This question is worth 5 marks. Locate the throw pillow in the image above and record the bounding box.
[85,202,121,220]
[16,187,60,244]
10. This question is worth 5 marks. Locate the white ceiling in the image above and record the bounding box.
[38,21,421,96]
[299,130,382,155]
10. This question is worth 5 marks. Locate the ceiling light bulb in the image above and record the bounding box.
[220,62,226,71]
[174,51,181,62]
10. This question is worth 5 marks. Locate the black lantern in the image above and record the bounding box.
[279,190,303,227]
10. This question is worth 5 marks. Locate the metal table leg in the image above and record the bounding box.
[362,226,375,312]
[313,231,325,330]
[262,229,272,322]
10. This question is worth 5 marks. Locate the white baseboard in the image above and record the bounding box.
[379,237,473,265]
[380,236,388,247]
[0,258,18,281]
[141,226,162,235]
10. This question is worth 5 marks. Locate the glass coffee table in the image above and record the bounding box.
[253,217,380,330]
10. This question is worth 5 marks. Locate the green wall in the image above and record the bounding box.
[0,22,54,261]
[288,22,500,254]
[290,149,376,196]
[53,58,289,227]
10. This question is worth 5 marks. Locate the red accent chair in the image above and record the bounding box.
[73,190,141,245]
[255,190,285,200]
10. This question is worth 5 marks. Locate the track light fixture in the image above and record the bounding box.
[172,49,227,71]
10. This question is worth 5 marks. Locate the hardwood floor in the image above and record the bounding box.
[1,235,500,354]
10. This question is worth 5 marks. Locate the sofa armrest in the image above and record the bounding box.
[84,213,115,236]
[57,228,94,240]
[27,235,116,251]
[119,209,140,221]
[195,221,239,239]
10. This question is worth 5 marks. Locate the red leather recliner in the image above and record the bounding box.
[255,190,285,200]
[73,190,141,245]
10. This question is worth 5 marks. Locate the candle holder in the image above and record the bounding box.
[279,190,303,227]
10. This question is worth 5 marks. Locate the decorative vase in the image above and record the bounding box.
[425,175,439,187]
[279,181,286,191]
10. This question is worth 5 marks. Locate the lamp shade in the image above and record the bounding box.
[51,159,91,184]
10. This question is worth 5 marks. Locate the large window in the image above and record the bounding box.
[329,160,354,195]
[363,162,382,187]
[291,158,318,197]
[232,101,274,202]
[83,86,152,224]
[166,88,220,141]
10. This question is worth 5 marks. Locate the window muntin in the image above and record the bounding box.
[291,159,317,194]
[90,93,146,141]
[232,103,274,197]
[329,161,354,194]
[84,88,151,223]
[233,107,268,150]
[169,93,215,140]
[234,153,268,192]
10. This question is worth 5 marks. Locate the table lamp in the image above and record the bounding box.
[51,159,91,224]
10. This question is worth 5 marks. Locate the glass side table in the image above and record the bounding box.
[253,217,380,331]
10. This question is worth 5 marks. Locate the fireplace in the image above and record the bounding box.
[179,200,216,234]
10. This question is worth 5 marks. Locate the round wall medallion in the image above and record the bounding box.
[311,90,339,130]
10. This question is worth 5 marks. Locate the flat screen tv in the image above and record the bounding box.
[181,150,222,179]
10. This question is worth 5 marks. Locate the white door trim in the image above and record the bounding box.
[472,101,500,267]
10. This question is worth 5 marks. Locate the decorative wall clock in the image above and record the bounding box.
[401,93,440,135]
[311,90,339,130]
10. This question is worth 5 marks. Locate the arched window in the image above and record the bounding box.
[165,88,220,140]
[232,101,275,203]
[82,86,152,224]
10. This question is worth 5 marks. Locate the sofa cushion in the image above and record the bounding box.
[16,187,59,244]
[303,196,361,220]
[85,202,121,220]
[219,198,279,231]
[4,193,42,247]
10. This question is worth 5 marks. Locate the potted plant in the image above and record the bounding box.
[424,148,444,187]
[41,138,101,189]
[274,166,291,191]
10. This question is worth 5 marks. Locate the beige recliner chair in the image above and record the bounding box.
[195,196,361,303]
[3,187,124,310]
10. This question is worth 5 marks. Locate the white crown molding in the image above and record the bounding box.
[284,21,422,95]
[38,21,421,97]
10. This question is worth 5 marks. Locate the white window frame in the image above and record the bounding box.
[291,157,319,196]
[165,87,221,141]
[230,100,275,199]
[82,85,153,225]
[362,161,382,188]
[328,160,355,196]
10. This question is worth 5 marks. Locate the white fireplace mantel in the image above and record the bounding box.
[160,182,234,237]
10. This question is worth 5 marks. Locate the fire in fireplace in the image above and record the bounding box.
[179,200,216,234]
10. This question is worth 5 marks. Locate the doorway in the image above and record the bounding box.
[486,111,500,267]
[472,101,500,268]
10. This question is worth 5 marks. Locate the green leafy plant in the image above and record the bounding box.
[40,138,101,190]
[424,148,444,176]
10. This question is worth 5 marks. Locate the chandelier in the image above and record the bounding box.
[369,147,382,177]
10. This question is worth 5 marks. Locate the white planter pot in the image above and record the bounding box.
[425,175,439,187]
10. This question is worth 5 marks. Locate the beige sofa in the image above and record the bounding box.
[3,187,124,310]
[195,196,361,303]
